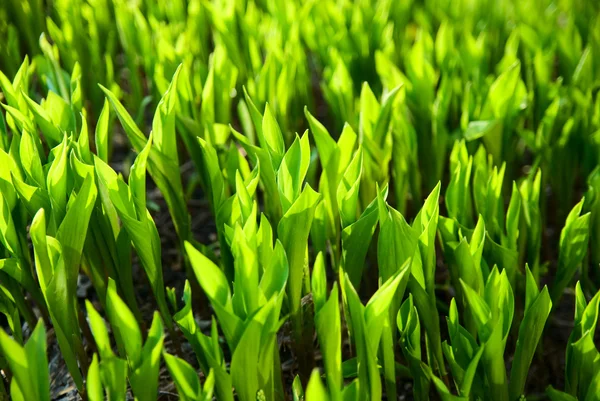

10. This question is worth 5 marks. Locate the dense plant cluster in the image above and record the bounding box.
[0,0,599,400]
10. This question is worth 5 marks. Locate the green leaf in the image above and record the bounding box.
[87,354,103,401]
[341,193,379,288]
[185,241,231,309]
[46,136,69,224]
[99,84,147,151]
[230,127,282,223]
[95,99,111,163]
[306,369,330,401]
[44,91,75,133]
[277,132,311,213]
[106,278,142,362]
[278,184,321,318]
[130,312,164,401]
[365,262,410,347]
[552,198,591,304]
[11,172,51,218]
[185,241,242,347]
[100,356,128,401]
[505,182,521,251]
[292,375,304,401]
[259,240,289,303]
[337,149,363,228]
[446,148,473,227]
[0,146,22,210]
[94,155,172,330]
[19,129,45,188]
[85,300,114,361]
[343,260,411,400]
[546,386,579,401]
[465,120,503,162]
[0,320,49,401]
[2,104,36,136]
[56,172,98,291]
[565,284,600,399]
[230,321,261,401]
[164,352,203,401]
[262,104,285,169]
[311,252,327,313]
[33,171,97,392]
[305,107,336,169]
[314,283,342,399]
[128,133,153,217]
[484,61,522,120]
[21,91,62,146]
[397,296,430,401]
[509,273,551,400]
[173,282,233,401]
[461,268,514,401]
[377,199,416,282]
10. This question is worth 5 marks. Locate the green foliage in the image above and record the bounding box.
[0,0,599,400]
[0,320,49,401]
[164,353,215,401]
[552,200,592,305]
